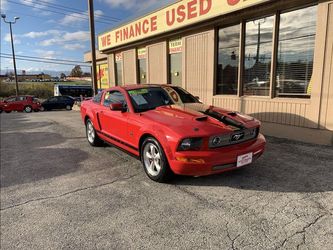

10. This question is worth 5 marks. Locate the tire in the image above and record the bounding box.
[0,109,2,113]
[85,119,103,146]
[5,110,11,113]
[141,137,173,183]
[24,106,32,113]
[40,106,45,112]
[65,105,72,111]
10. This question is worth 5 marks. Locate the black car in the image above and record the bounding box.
[41,96,75,111]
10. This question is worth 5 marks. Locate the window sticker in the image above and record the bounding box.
[132,95,148,105]
[128,89,149,95]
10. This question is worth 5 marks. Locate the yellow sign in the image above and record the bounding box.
[98,0,269,51]
[137,48,146,59]
[169,38,182,54]
[97,63,109,89]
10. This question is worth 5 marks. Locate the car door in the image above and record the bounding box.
[3,97,16,111]
[16,96,27,111]
[44,97,58,110]
[98,90,128,142]
[58,96,67,109]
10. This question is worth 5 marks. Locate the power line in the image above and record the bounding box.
[1,53,88,64]
[7,0,116,25]
[4,10,91,28]
[20,0,121,22]
[1,55,90,67]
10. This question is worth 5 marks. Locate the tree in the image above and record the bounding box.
[60,73,66,79]
[70,65,83,77]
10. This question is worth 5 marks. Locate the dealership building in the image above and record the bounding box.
[84,0,333,145]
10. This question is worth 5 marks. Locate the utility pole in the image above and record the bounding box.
[253,18,265,63]
[88,0,98,95]
[1,14,20,96]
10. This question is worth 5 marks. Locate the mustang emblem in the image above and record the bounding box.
[231,132,244,141]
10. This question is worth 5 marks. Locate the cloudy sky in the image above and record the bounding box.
[0,0,172,75]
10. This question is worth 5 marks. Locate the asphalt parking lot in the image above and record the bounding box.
[1,111,332,249]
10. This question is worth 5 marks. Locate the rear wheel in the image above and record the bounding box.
[141,137,173,182]
[86,119,103,146]
[24,106,32,113]
[5,110,11,113]
[65,104,72,110]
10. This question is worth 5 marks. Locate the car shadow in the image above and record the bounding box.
[1,131,88,188]
[170,136,333,193]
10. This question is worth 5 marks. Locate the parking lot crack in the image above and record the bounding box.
[0,173,139,211]
[276,214,326,250]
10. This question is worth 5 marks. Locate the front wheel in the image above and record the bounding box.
[24,106,32,113]
[65,104,72,110]
[141,137,173,182]
[85,119,103,146]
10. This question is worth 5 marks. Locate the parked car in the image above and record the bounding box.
[0,95,41,113]
[41,96,75,111]
[80,85,266,182]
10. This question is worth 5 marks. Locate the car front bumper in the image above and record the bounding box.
[169,133,266,176]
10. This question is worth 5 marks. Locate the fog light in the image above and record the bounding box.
[176,157,205,164]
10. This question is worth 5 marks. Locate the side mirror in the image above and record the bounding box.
[110,103,126,112]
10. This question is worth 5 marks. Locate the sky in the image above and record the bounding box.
[0,0,173,76]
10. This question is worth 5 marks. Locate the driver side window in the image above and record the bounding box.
[103,91,127,109]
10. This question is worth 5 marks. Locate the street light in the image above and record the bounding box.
[1,14,20,96]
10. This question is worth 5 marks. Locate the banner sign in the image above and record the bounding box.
[137,48,146,59]
[169,38,182,54]
[115,53,122,61]
[98,0,268,51]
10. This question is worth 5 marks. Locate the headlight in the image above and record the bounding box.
[177,138,203,151]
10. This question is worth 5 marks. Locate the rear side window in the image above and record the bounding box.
[93,92,103,104]
[17,96,27,101]
[103,91,126,107]
[5,97,16,102]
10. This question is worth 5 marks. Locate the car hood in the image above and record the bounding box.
[141,103,259,137]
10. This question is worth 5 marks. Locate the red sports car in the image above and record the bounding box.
[80,85,266,182]
[0,95,41,113]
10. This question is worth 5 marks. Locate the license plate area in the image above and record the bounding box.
[237,152,253,167]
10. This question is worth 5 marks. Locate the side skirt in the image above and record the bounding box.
[96,131,140,158]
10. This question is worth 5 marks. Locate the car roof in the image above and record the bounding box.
[117,84,170,91]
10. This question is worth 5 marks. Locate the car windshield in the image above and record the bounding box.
[166,86,200,104]
[128,87,173,112]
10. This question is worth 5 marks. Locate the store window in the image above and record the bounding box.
[243,16,274,96]
[115,53,123,86]
[137,48,147,84]
[216,24,240,95]
[275,6,317,98]
[169,38,182,86]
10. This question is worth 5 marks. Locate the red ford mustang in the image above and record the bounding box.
[80,85,266,182]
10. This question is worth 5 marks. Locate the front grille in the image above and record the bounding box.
[209,127,259,148]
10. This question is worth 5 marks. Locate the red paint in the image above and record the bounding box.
[227,0,241,6]
[142,19,149,34]
[151,16,157,31]
[187,0,198,19]
[101,34,111,47]
[80,85,266,178]
[166,0,212,26]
